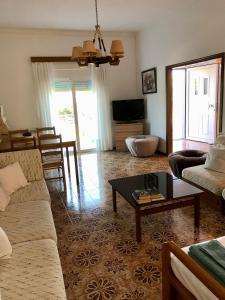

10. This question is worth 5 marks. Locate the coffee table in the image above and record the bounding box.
[108,172,204,242]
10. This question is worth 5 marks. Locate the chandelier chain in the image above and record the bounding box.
[95,0,99,26]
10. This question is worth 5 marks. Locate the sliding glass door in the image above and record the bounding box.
[50,89,76,141]
[74,90,97,151]
[50,82,98,152]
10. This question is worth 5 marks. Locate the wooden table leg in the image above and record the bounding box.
[194,195,200,228]
[66,146,70,176]
[73,144,79,187]
[112,188,117,212]
[135,209,142,243]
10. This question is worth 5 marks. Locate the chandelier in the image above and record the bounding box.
[71,0,124,67]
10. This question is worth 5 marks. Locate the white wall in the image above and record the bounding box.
[136,20,225,152]
[0,28,138,129]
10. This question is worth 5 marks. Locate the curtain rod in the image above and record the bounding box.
[30,57,72,62]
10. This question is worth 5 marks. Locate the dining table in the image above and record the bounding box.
[0,134,79,187]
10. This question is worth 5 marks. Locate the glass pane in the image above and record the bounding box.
[76,91,98,150]
[194,78,199,95]
[203,78,208,95]
[50,90,76,141]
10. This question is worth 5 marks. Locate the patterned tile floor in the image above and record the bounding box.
[48,151,225,300]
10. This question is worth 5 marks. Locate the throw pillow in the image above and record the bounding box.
[204,144,225,174]
[0,162,29,195]
[0,227,12,259]
[0,186,10,211]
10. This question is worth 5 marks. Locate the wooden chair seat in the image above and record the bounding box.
[42,160,64,168]
[41,150,62,156]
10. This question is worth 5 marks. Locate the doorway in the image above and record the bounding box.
[166,53,224,154]
[186,64,218,144]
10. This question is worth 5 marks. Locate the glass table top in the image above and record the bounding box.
[108,172,204,208]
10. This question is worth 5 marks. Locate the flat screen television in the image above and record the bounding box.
[112,99,145,122]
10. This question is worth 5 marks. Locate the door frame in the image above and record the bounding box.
[72,89,81,152]
[166,53,225,154]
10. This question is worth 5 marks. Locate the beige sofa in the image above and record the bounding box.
[182,165,225,197]
[0,149,66,299]
[182,165,225,213]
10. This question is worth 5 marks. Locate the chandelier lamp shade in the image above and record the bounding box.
[71,0,124,67]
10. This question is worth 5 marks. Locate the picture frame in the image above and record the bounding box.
[141,67,157,94]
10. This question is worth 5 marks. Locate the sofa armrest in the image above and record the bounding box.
[0,149,43,181]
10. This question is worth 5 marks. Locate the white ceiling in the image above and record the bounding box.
[0,0,225,31]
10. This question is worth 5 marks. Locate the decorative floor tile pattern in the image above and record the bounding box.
[48,151,225,300]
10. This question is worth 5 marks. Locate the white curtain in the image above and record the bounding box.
[92,65,113,151]
[32,62,54,127]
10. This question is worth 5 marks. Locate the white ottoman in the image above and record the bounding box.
[125,135,159,157]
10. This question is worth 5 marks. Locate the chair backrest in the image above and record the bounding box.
[38,134,63,162]
[10,136,37,151]
[36,127,56,140]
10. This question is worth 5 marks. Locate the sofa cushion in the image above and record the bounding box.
[182,165,225,196]
[9,179,50,205]
[0,239,66,300]
[0,162,29,195]
[0,149,43,182]
[204,145,225,174]
[0,187,10,211]
[0,201,57,244]
[0,227,12,259]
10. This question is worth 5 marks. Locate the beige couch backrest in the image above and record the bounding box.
[0,149,43,182]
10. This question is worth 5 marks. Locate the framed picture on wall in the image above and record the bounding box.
[141,67,157,94]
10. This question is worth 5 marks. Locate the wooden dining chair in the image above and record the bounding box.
[36,126,56,141]
[10,136,37,151]
[38,134,66,190]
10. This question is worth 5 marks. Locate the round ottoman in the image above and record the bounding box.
[125,135,159,157]
[168,149,207,179]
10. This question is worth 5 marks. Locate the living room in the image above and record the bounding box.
[0,1,225,299]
